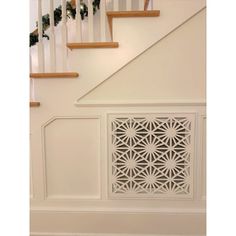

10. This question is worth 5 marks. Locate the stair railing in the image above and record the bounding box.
[30,0,153,74]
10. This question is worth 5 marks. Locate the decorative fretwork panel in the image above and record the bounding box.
[108,114,195,199]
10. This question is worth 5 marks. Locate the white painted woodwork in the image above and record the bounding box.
[30,1,206,235]
[61,0,68,71]
[113,0,119,11]
[31,0,205,76]
[37,0,45,72]
[31,210,206,235]
[150,0,154,10]
[108,113,195,199]
[31,106,206,235]
[202,116,206,199]
[71,0,206,104]
[126,0,132,10]
[49,0,56,72]
[29,50,32,73]
[78,8,206,104]
[30,79,35,101]
[43,117,101,199]
[139,0,143,10]
[100,0,106,41]
[88,0,94,42]
[75,0,82,42]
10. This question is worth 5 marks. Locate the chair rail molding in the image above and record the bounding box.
[75,99,206,107]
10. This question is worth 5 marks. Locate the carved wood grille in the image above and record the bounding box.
[108,114,195,199]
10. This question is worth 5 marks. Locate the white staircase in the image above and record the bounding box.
[30,1,206,235]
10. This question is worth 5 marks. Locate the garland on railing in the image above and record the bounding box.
[30,0,100,47]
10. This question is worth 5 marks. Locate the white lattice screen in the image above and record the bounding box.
[108,113,195,199]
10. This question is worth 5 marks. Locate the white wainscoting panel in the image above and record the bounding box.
[202,116,206,200]
[43,117,101,199]
[108,113,195,199]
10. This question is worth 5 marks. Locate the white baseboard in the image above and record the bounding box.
[31,233,205,236]
[30,211,206,236]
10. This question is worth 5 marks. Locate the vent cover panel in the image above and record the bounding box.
[108,114,195,199]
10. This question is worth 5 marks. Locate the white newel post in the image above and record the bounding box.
[61,0,68,71]
[88,0,94,42]
[50,0,56,72]
[113,0,119,11]
[37,0,45,72]
[100,0,106,41]
[76,0,82,42]
[126,0,132,10]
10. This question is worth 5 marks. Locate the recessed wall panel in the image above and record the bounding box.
[44,117,100,199]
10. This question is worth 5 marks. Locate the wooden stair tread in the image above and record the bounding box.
[30,72,79,78]
[30,101,40,107]
[67,42,119,50]
[107,10,160,39]
[107,10,160,18]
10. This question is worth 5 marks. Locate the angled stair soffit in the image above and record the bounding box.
[76,8,206,106]
[73,1,206,105]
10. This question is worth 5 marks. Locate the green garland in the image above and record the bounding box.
[30,0,100,47]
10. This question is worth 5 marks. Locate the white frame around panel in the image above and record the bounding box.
[30,105,206,212]
[106,112,197,200]
[41,116,102,201]
[201,115,206,201]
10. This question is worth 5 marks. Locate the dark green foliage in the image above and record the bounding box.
[30,0,100,47]
[54,6,62,26]
[80,2,88,20]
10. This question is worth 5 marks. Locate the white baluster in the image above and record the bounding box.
[138,0,143,10]
[29,50,35,101]
[76,0,82,41]
[37,0,45,72]
[150,0,153,10]
[126,0,132,10]
[29,49,32,73]
[152,0,160,10]
[88,0,94,42]
[30,79,36,102]
[50,0,56,72]
[100,0,106,41]
[61,0,68,71]
[113,0,119,11]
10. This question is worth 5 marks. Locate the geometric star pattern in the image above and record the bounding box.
[109,114,195,198]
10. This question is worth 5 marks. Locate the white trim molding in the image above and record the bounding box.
[31,233,205,236]
[41,116,102,201]
[75,100,206,107]
[107,113,196,199]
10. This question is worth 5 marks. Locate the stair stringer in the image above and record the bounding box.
[71,0,206,105]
